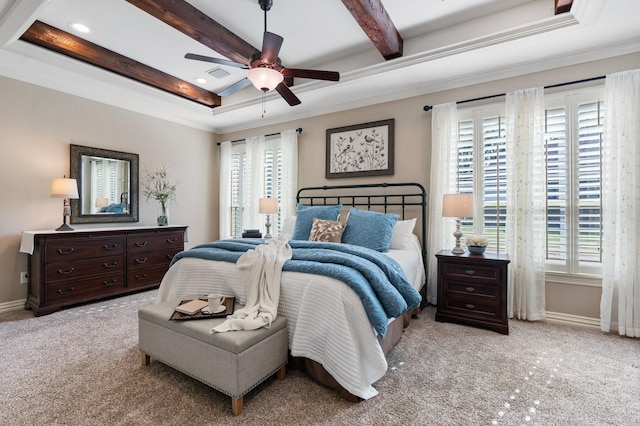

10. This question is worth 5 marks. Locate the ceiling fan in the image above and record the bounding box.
[184,0,339,106]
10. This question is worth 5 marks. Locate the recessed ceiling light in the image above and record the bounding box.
[68,22,91,34]
[196,77,207,84]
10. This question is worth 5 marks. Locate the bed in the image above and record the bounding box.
[155,182,427,400]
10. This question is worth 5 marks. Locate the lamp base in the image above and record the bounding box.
[55,223,74,232]
[451,246,465,254]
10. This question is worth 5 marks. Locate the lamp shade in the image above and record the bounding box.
[247,67,284,91]
[51,178,79,199]
[259,197,279,214]
[442,193,473,218]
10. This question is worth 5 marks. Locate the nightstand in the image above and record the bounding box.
[435,249,510,334]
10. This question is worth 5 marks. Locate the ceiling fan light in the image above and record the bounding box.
[247,67,283,91]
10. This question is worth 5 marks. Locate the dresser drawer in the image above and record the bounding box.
[127,231,184,253]
[127,248,181,270]
[44,255,124,283]
[440,262,501,284]
[45,238,124,262]
[127,267,168,289]
[45,273,126,305]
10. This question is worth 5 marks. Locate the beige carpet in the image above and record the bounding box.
[1,290,638,425]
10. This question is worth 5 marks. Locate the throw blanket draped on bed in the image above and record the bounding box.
[211,236,292,333]
[171,239,421,338]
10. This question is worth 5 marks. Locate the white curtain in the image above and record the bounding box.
[279,129,298,219]
[426,103,459,304]
[218,141,232,239]
[601,68,640,337]
[505,87,546,321]
[243,135,266,230]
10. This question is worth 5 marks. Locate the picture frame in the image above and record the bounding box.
[326,118,394,179]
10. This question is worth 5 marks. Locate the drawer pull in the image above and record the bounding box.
[465,303,476,310]
[103,262,118,268]
[135,273,148,280]
[103,279,118,286]
[135,241,148,247]
[135,258,148,264]
[465,286,475,293]
[167,254,175,260]
[56,248,75,255]
[57,287,75,295]
[464,269,475,275]
[57,267,75,275]
[167,238,178,244]
[103,243,118,250]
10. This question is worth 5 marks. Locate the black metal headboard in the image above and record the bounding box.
[296,182,427,268]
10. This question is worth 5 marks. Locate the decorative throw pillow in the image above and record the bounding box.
[341,207,399,251]
[390,218,417,250]
[292,204,342,240]
[309,218,345,242]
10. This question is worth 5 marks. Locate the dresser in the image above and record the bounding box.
[22,226,187,316]
[435,249,510,334]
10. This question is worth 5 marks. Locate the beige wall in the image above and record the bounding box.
[2,52,638,320]
[0,76,219,308]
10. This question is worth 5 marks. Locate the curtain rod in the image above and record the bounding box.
[422,75,605,112]
[217,127,302,146]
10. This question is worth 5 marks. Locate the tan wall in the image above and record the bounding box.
[0,76,219,307]
[2,53,638,318]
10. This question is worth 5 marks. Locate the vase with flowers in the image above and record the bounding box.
[142,164,177,226]
[466,234,488,254]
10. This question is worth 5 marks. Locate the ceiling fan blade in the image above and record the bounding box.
[261,32,283,65]
[282,68,339,81]
[275,82,301,106]
[218,78,252,97]
[184,53,246,68]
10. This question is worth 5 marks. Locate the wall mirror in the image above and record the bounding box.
[70,144,139,223]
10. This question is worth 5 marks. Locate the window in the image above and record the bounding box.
[229,137,284,237]
[456,87,603,275]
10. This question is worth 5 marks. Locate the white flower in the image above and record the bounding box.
[466,234,488,247]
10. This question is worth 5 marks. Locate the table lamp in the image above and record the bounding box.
[51,176,79,231]
[442,193,474,254]
[258,197,279,238]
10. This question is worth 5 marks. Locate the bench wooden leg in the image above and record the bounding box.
[231,396,243,416]
[276,365,286,380]
[140,352,151,366]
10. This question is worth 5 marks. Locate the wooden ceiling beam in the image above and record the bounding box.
[20,21,220,107]
[341,0,403,60]
[126,0,259,65]
[555,0,573,14]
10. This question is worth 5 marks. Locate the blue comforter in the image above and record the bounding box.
[170,239,422,337]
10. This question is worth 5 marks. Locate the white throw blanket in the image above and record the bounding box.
[211,236,292,333]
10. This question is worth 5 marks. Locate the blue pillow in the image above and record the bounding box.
[292,204,342,240]
[105,203,124,213]
[342,207,399,251]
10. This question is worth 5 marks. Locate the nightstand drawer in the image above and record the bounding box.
[441,262,501,284]
[446,280,499,298]
[443,292,500,317]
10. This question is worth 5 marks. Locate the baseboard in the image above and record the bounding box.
[0,299,26,313]
[545,310,600,330]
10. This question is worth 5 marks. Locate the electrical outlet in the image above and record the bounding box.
[20,271,29,284]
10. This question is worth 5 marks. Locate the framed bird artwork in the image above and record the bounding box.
[326,118,395,179]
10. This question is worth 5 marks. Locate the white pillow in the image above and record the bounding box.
[390,218,417,250]
[280,215,296,237]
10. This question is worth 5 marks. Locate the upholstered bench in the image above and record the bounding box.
[138,299,288,416]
